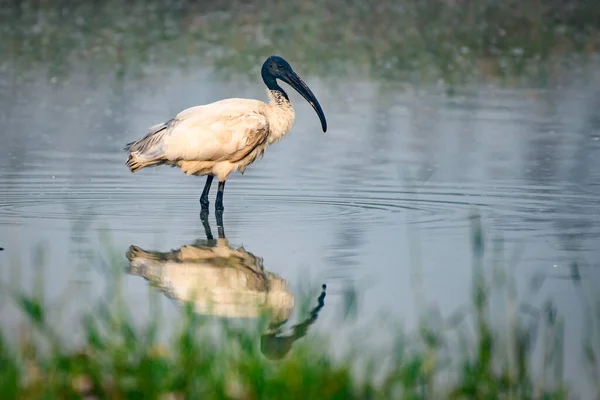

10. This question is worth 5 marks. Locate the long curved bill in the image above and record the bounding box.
[282,71,327,132]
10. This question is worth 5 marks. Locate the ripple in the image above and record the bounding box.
[2,169,599,239]
[2,143,600,237]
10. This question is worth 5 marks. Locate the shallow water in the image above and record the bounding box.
[1,7,600,395]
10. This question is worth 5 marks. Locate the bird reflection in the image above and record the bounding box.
[125,211,326,360]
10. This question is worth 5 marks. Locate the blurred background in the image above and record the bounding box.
[1,0,600,397]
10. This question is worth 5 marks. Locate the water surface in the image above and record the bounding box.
[1,4,600,396]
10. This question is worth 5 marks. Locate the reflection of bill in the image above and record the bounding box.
[125,211,326,360]
[0,248,3,251]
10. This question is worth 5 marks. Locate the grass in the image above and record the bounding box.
[0,215,597,399]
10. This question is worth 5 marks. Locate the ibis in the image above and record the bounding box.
[124,55,327,211]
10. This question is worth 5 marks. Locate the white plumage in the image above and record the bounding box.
[125,55,326,211]
[126,93,292,180]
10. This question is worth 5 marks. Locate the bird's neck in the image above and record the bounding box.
[267,89,290,107]
[265,90,295,145]
[262,69,289,102]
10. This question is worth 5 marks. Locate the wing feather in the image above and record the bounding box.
[162,99,270,163]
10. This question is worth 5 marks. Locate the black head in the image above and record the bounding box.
[261,55,293,80]
[261,55,327,132]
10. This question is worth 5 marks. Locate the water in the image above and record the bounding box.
[1,3,600,397]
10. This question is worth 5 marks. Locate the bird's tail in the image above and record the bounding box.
[124,121,171,172]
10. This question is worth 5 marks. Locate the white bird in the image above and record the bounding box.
[124,55,327,211]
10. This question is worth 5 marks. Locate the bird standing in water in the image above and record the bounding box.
[125,55,327,211]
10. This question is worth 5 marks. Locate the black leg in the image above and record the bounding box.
[200,175,214,210]
[199,209,213,240]
[216,210,225,238]
[215,181,226,211]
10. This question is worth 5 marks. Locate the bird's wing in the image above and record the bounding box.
[162,99,269,162]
